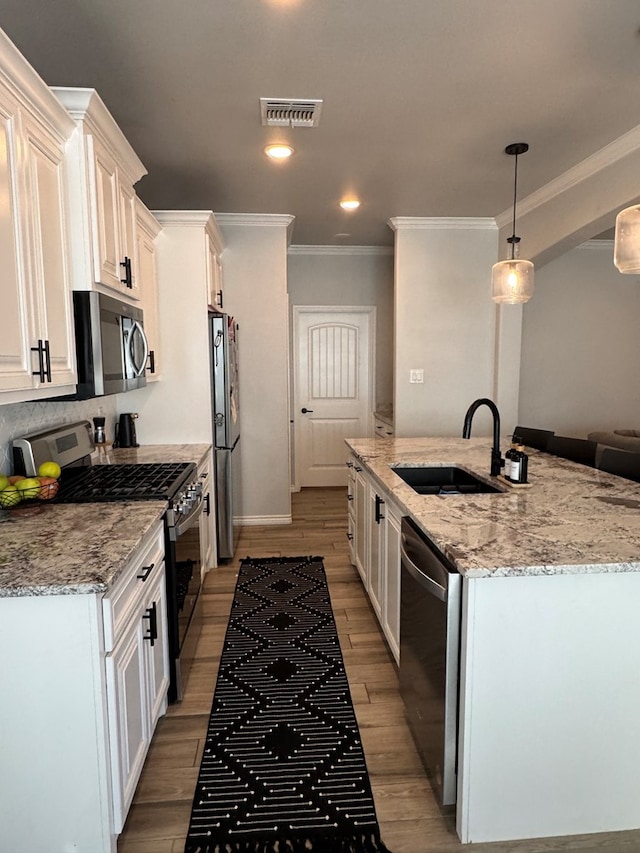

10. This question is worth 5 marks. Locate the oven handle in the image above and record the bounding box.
[171,492,205,540]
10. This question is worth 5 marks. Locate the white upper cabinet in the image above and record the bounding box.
[0,29,77,403]
[135,198,161,380]
[206,215,225,311]
[52,86,146,301]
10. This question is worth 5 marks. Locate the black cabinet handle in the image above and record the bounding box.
[204,493,211,516]
[346,461,354,468]
[31,340,45,381]
[143,602,158,646]
[216,290,223,309]
[354,466,362,472]
[147,349,156,374]
[346,532,354,541]
[301,407,314,414]
[375,494,385,524]
[43,339,52,382]
[137,562,154,581]
[120,256,132,288]
[347,494,354,502]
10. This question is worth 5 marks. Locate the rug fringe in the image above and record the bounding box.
[185,832,392,852]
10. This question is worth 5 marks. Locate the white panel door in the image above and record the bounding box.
[294,307,374,487]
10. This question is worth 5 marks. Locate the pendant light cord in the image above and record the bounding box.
[510,152,519,260]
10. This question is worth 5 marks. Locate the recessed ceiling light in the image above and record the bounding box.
[340,199,360,211]
[265,143,294,160]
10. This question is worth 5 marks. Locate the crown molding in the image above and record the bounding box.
[496,123,640,228]
[288,245,393,256]
[0,30,75,139]
[153,210,214,227]
[52,86,146,184]
[214,213,295,228]
[388,216,497,231]
[215,213,295,245]
[152,209,224,251]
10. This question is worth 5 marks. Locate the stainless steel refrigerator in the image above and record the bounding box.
[209,313,241,559]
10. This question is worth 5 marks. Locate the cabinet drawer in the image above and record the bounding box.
[103,522,164,652]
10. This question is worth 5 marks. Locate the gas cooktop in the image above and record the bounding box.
[54,463,195,503]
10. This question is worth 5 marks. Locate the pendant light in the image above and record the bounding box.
[491,142,534,304]
[613,203,640,273]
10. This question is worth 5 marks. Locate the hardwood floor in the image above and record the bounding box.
[118,488,640,853]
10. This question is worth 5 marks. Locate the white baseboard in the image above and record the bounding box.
[234,515,292,526]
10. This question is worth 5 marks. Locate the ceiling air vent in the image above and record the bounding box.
[260,98,323,128]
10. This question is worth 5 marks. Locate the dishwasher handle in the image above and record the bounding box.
[401,539,447,601]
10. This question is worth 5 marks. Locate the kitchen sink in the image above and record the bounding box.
[391,465,502,495]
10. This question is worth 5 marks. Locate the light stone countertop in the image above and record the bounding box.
[0,501,166,597]
[92,442,212,467]
[346,436,640,578]
[0,443,211,597]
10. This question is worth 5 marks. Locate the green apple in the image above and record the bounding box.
[37,460,61,479]
[15,477,41,499]
[0,475,9,491]
[0,485,21,507]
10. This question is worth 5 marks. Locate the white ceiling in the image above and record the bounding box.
[3,0,640,246]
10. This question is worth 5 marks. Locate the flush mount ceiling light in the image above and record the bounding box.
[614,203,640,273]
[340,199,360,211]
[264,143,294,160]
[491,142,535,305]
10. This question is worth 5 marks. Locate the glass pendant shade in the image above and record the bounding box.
[614,204,640,274]
[491,258,535,304]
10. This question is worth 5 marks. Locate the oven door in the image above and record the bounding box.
[166,496,205,702]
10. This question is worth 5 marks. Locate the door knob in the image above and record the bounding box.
[301,407,314,413]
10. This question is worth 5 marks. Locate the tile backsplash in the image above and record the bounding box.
[0,397,118,473]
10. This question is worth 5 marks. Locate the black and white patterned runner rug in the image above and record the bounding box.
[184,555,392,853]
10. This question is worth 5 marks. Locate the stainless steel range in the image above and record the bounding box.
[12,420,204,702]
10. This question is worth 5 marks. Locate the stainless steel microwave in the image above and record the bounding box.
[72,291,148,399]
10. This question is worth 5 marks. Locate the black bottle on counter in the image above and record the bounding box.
[512,442,529,484]
[505,438,518,481]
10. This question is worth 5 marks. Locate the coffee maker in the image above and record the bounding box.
[113,412,139,448]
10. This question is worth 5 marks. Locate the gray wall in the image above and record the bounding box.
[218,215,293,524]
[287,248,394,410]
[391,221,515,438]
[519,242,640,436]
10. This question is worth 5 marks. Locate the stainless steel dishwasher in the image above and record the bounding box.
[399,516,462,807]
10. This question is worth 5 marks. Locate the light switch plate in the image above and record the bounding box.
[409,369,424,383]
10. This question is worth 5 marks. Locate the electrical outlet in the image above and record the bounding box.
[409,369,424,383]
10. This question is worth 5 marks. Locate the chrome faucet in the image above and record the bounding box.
[462,398,503,476]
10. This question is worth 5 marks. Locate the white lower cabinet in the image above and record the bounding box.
[346,452,401,663]
[0,518,169,852]
[104,520,169,833]
[346,460,356,563]
[367,485,384,618]
[106,606,149,832]
[382,501,401,662]
[354,463,368,585]
[198,450,215,575]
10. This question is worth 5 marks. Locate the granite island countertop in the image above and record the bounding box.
[0,443,211,597]
[346,436,640,578]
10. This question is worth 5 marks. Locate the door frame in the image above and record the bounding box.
[291,305,376,491]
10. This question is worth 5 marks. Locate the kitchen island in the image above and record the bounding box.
[346,436,640,845]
